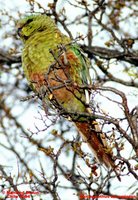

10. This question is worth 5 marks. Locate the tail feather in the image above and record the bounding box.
[75,121,121,181]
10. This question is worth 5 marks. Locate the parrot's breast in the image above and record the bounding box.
[22,30,88,113]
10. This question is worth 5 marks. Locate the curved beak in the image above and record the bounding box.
[17,27,22,37]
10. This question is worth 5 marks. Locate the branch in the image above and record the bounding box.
[81,45,138,66]
[0,50,21,65]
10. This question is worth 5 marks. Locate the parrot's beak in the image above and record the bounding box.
[17,27,22,37]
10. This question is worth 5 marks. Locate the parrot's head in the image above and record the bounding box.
[17,15,56,42]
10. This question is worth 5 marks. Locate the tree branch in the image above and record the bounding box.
[0,50,21,65]
[81,45,138,66]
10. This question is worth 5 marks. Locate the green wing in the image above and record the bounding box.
[70,44,91,85]
[69,43,92,105]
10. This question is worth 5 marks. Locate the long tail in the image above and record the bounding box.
[75,121,121,181]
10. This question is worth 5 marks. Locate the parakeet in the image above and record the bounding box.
[17,14,120,180]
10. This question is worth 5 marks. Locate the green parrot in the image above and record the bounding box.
[17,14,120,180]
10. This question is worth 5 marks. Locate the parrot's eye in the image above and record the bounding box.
[26,18,33,24]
